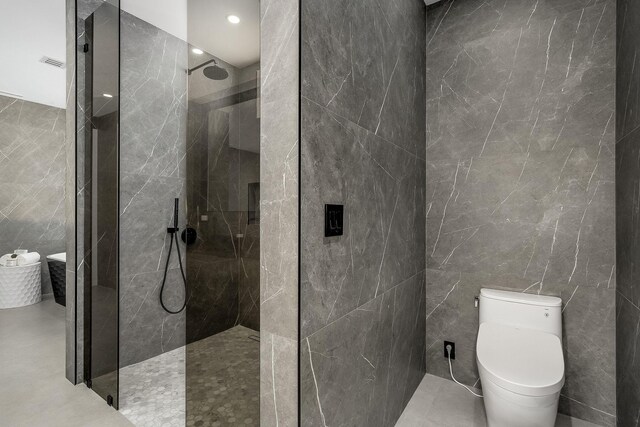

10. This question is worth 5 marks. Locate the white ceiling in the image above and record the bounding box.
[0,0,67,108]
[122,0,260,68]
[0,0,259,109]
[187,0,260,68]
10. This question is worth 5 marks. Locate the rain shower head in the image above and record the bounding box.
[203,64,229,80]
[188,58,228,81]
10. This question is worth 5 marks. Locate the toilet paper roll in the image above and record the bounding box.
[13,249,28,255]
[0,254,18,266]
[16,252,40,266]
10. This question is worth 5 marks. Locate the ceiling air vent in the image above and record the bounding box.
[39,56,66,69]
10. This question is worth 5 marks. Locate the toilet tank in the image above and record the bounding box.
[478,288,562,339]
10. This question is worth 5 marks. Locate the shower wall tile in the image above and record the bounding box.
[0,95,66,296]
[616,0,640,422]
[617,0,640,141]
[260,0,300,424]
[118,11,188,367]
[93,111,119,302]
[300,0,426,425]
[74,9,96,384]
[185,253,238,344]
[77,0,103,20]
[425,0,616,424]
[184,95,261,342]
[616,293,640,426]
[261,332,298,427]
[616,126,640,308]
[119,268,186,365]
[72,0,111,384]
[238,255,260,331]
[66,0,79,383]
[69,0,129,384]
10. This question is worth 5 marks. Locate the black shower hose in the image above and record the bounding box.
[159,229,188,314]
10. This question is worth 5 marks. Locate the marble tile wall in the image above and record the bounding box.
[118,10,188,367]
[425,0,616,425]
[65,0,76,382]
[70,0,265,382]
[0,96,66,296]
[299,0,427,426]
[68,0,112,385]
[184,97,261,343]
[616,0,640,424]
[260,0,300,424]
[185,102,239,344]
[75,14,90,385]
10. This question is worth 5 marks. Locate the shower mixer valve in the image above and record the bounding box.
[167,197,180,234]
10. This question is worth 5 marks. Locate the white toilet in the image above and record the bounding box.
[476,288,565,427]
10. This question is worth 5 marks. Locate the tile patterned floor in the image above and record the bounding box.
[119,346,186,427]
[3,302,600,427]
[186,326,260,427]
[395,374,602,427]
[119,325,259,427]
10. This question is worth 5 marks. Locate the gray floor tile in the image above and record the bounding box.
[0,299,132,427]
[395,374,603,427]
[119,325,259,427]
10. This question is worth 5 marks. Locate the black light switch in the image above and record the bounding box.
[324,204,344,237]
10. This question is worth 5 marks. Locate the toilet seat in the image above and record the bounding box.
[477,322,564,397]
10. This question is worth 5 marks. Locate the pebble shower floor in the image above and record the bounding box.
[119,326,260,426]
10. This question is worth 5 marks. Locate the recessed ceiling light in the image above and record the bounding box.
[103,93,113,98]
[192,48,204,55]
[227,15,240,24]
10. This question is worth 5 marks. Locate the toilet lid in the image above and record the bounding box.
[476,323,565,397]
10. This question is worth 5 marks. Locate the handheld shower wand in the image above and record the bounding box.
[159,198,188,314]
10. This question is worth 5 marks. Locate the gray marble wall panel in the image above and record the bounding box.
[75,15,90,385]
[616,0,640,423]
[118,11,188,367]
[616,126,640,309]
[260,0,300,424]
[617,0,640,142]
[300,0,426,426]
[616,292,640,426]
[184,97,261,342]
[69,0,113,385]
[0,96,66,296]
[301,273,426,427]
[425,0,616,425]
[185,101,239,344]
[65,0,77,383]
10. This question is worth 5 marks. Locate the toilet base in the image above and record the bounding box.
[482,377,559,427]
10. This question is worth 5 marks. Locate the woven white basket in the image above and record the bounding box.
[0,262,42,309]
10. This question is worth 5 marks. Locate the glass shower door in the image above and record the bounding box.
[81,0,120,407]
[185,2,262,424]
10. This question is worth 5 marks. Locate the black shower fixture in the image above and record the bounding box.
[159,198,188,314]
[187,58,229,81]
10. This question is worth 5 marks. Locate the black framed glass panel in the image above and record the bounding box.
[78,0,120,408]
